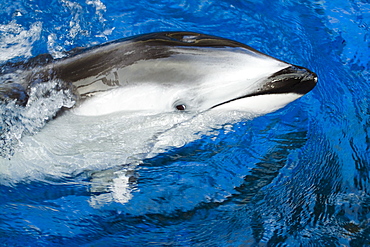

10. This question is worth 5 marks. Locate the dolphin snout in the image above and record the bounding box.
[263,65,317,95]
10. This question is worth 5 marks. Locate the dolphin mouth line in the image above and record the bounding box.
[211,65,318,109]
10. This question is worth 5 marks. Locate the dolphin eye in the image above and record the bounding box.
[175,104,186,111]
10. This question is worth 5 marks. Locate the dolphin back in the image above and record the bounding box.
[0,32,285,105]
[1,32,250,103]
[52,32,261,84]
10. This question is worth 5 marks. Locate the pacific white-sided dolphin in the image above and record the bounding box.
[0,31,317,116]
[0,32,317,195]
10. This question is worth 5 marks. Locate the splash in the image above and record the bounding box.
[0,21,42,63]
[0,79,76,158]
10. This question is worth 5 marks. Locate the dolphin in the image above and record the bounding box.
[0,31,317,116]
[0,32,317,193]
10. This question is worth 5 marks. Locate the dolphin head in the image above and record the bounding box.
[49,32,317,116]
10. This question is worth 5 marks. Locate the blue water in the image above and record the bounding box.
[1,0,369,246]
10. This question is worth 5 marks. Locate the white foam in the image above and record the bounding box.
[0,103,251,182]
[0,21,42,62]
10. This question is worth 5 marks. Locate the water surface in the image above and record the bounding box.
[0,0,369,246]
